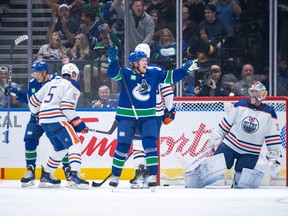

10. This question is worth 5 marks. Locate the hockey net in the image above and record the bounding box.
[158,96,288,186]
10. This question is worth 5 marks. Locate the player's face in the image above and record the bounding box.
[138,58,148,73]
[249,90,263,105]
[32,71,45,83]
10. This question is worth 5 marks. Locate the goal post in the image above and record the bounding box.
[158,96,288,187]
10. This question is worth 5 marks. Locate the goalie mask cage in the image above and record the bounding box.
[158,96,288,187]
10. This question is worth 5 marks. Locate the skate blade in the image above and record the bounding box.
[21,181,35,187]
[66,182,89,190]
[38,182,61,188]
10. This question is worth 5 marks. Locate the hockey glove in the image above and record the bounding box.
[5,86,22,97]
[181,59,200,76]
[163,107,176,125]
[266,150,283,177]
[108,45,119,64]
[70,117,89,134]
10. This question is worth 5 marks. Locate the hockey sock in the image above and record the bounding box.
[44,149,68,174]
[132,139,146,169]
[142,137,158,175]
[112,143,131,176]
[68,143,82,171]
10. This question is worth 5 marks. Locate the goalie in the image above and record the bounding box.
[205,81,284,188]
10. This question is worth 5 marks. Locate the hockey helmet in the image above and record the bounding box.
[31,60,48,73]
[129,51,147,66]
[135,43,151,58]
[61,63,79,79]
[248,81,267,102]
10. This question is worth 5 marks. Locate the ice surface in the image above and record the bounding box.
[0,180,287,216]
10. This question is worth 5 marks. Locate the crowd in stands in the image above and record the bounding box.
[1,0,287,108]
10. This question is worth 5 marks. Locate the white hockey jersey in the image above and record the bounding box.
[29,77,81,124]
[217,99,282,155]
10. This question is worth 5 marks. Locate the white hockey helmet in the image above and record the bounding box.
[135,43,150,58]
[248,81,267,102]
[61,63,79,79]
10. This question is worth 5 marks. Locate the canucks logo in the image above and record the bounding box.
[132,79,151,101]
[241,116,259,134]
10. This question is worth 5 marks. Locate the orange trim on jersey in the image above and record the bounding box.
[62,121,81,144]
[30,96,41,107]
[266,138,281,143]
[227,133,261,151]
[61,104,75,108]
[39,111,63,117]
[220,120,230,131]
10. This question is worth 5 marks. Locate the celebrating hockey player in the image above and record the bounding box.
[107,45,199,190]
[206,81,284,188]
[130,43,176,189]
[29,63,89,189]
[5,60,70,187]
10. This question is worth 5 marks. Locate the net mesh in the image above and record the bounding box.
[159,98,287,186]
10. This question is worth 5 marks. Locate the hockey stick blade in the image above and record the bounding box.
[89,120,118,135]
[91,152,133,187]
[14,35,28,46]
[91,173,112,187]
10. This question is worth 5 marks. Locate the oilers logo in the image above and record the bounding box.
[132,79,151,101]
[241,116,259,134]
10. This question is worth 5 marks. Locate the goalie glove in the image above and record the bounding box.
[70,117,89,134]
[163,107,176,125]
[181,59,200,76]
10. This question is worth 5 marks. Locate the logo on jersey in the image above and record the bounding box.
[241,116,259,134]
[132,79,151,101]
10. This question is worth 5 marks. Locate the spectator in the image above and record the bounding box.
[198,63,232,96]
[82,0,106,22]
[87,85,118,108]
[102,0,125,44]
[198,4,235,55]
[182,76,197,96]
[78,10,103,48]
[145,0,176,24]
[149,9,167,44]
[186,0,205,25]
[38,31,68,60]
[0,66,22,108]
[150,28,189,69]
[91,62,119,94]
[67,33,91,60]
[168,4,199,46]
[232,63,255,96]
[46,3,78,48]
[113,0,155,52]
[212,0,242,27]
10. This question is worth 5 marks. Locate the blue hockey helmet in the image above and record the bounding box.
[31,60,48,73]
[129,51,147,66]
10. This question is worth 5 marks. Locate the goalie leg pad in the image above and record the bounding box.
[237,168,264,188]
[184,153,227,188]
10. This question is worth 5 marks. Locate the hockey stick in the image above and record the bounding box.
[4,35,28,144]
[117,61,138,119]
[89,120,118,135]
[91,152,133,187]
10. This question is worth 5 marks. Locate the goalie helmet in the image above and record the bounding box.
[135,43,151,58]
[31,60,48,73]
[129,51,147,66]
[248,81,267,102]
[61,63,79,79]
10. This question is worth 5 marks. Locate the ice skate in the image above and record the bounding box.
[145,175,157,192]
[38,167,61,188]
[20,165,35,187]
[109,176,120,191]
[63,166,71,181]
[67,171,89,190]
[130,164,147,189]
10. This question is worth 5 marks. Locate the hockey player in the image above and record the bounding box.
[29,63,89,189]
[207,81,284,188]
[107,45,199,189]
[130,43,176,189]
[5,60,70,187]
